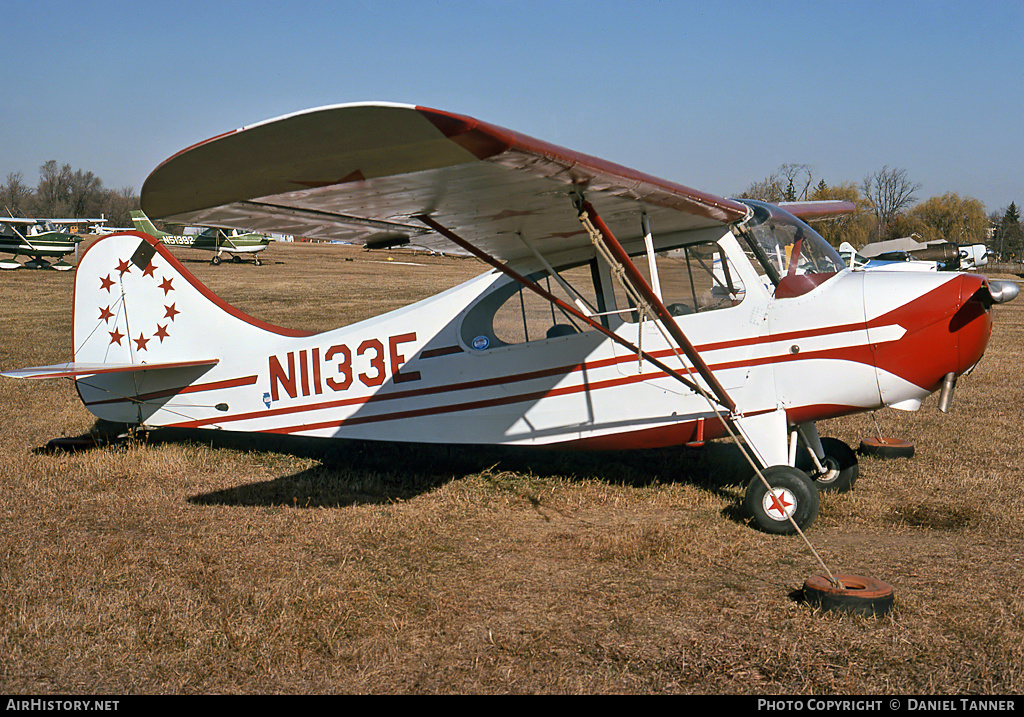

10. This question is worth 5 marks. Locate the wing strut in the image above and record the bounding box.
[414,214,727,408]
[573,198,737,414]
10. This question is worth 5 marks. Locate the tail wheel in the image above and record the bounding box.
[798,437,859,493]
[743,466,819,535]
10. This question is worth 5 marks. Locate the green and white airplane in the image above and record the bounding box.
[0,217,85,270]
[130,210,271,265]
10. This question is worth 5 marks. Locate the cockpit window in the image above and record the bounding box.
[462,263,604,349]
[737,200,846,297]
[614,239,745,322]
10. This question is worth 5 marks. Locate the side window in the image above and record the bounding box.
[462,263,605,349]
[614,240,745,322]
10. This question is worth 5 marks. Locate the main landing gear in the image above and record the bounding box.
[797,436,859,494]
[211,254,261,266]
[742,429,859,534]
[744,465,819,535]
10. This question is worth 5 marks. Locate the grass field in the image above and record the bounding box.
[1,240,1022,694]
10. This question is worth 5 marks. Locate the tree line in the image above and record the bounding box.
[738,163,1023,261]
[3,160,1022,260]
[1,162,140,229]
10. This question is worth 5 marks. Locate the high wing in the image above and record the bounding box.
[141,103,753,268]
[777,201,859,220]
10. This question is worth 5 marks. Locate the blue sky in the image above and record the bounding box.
[3,0,1022,213]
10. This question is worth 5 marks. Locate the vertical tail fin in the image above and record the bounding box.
[72,231,310,425]
[129,210,168,238]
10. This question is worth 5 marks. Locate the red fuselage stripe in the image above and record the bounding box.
[82,374,259,407]
[165,339,873,433]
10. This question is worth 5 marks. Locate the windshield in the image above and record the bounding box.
[736,200,846,297]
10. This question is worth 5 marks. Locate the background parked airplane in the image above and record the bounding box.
[0,217,84,270]
[857,237,991,271]
[130,210,271,265]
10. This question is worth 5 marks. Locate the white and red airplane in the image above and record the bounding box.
[3,103,1017,534]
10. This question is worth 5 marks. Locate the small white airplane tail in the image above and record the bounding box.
[6,231,308,426]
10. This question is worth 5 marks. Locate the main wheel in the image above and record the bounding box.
[743,466,819,535]
[797,437,859,493]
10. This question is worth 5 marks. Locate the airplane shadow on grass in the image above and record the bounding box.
[144,427,757,515]
[39,422,757,519]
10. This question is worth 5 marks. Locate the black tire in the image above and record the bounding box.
[859,436,915,459]
[798,437,859,493]
[803,573,894,617]
[743,466,819,535]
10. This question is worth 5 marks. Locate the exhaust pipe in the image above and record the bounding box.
[938,372,957,413]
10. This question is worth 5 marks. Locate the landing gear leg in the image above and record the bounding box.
[733,408,820,533]
[794,423,858,493]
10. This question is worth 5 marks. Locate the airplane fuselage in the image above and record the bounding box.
[64,226,996,471]
[158,233,269,253]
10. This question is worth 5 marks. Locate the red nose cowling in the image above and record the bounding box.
[871,273,993,394]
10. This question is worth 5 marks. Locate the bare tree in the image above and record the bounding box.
[739,164,815,203]
[69,169,104,218]
[1,171,32,216]
[779,163,814,201]
[36,160,74,217]
[99,186,140,228]
[737,170,785,203]
[861,166,921,239]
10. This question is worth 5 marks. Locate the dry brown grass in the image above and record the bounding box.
[1,242,1023,694]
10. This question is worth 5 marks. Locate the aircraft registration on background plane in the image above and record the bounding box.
[3,103,1018,536]
[130,210,271,265]
[0,217,85,270]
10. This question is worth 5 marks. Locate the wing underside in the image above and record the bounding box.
[141,103,751,268]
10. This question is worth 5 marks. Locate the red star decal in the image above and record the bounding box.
[109,328,124,345]
[164,303,180,321]
[116,258,132,276]
[98,306,114,323]
[154,324,170,343]
[100,274,115,292]
[143,262,158,278]
[768,491,794,519]
[134,333,150,351]
[158,277,174,295]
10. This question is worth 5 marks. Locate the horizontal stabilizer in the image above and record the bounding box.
[1,359,219,380]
